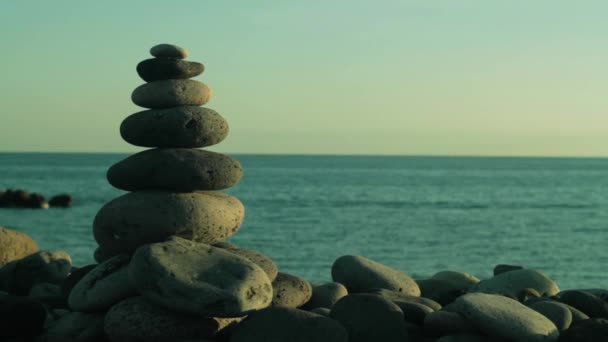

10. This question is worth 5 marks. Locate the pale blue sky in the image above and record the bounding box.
[1,1,606,155]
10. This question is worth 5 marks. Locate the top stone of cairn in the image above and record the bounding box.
[150,43,189,59]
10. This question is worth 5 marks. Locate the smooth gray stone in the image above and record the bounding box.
[107,148,242,192]
[558,290,608,318]
[271,272,312,308]
[303,282,348,309]
[394,300,433,325]
[368,288,441,310]
[310,307,331,316]
[230,306,348,342]
[132,79,211,108]
[331,255,420,295]
[469,268,560,298]
[129,237,272,317]
[104,296,240,342]
[93,191,244,257]
[68,254,135,312]
[0,250,71,295]
[493,264,524,275]
[120,106,228,148]
[330,294,409,342]
[0,226,38,267]
[449,293,559,342]
[415,278,466,306]
[431,270,480,288]
[529,300,573,331]
[150,43,188,59]
[137,58,204,82]
[213,242,278,282]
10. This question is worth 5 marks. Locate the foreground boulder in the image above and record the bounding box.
[230,306,348,342]
[0,293,47,340]
[0,250,71,295]
[105,296,240,342]
[0,226,39,266]
[330,293,409,342]
[129,237,272,317]
[331,255,420,295]
[449,293,559,342]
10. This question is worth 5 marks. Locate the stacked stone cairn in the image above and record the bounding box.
[1,44,608,342]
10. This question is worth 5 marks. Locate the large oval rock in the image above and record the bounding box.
[93,191,244,257]
[0,226,38,266]
[129,237,272,317]
[132,79,211,108]
[213,242,278,281]
[271,272,312,308]
[331,255,420,295]
[424,310,476,337]
[529,300,573,331]
[558,290,608,319]
[470,268,560,298]
[68,254,136,312]
[330,293,409,342]
[104,296,240,342]
[558,318,608,342]
[230,306,347,342]
[137,58,204,82]
[0,250,71,295]
[416,278,467,306]
[449,293,559,342]
[431,270,480,288]
[107,149,242,192]
[120,106,228,148]
[150,43,189,59]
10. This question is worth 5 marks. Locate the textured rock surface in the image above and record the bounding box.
[93,191,244,257]
[303,282,348,309]
[132,79,211,108]
[213,242,278,282]
[271,272,312,308]
[230,306,348,342]
[68,254,135,312]
[137,58,204,82]
[0,250,71,295]
[331,255,420,295]
[449,293,559,342]
[120,106,228,148]
[330,294,409,342]
[107,148,242,192]
[0,226,38,266]
[104,296,240,342]
[129,237,272,317]
[470,268,560,297]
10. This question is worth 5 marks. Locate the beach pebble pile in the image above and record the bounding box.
[1,44,607,341]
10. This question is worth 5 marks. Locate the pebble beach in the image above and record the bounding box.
[1,44,607,341]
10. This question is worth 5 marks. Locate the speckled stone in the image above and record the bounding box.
[107,148,242,192]
[137,58,204,82]
[120,106,228,148]
[129,237,272,317]
[213,242,278,282]
[303,282,348,310]
[93,191,244,258]
[131,79,211,109]
[0,226,38,266]
[271,272,312,308]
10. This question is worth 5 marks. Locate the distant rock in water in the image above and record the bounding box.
[0,189,48,209]
[49,194,72,208]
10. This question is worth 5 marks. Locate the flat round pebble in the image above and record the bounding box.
[120,106,228,148]
[129,237,272,317]
[132,79,211,108]
[137,58,204,82]
[331,255,420,295]
[150,43,189,59]
[107,148,243,192]
[93,191,244,257]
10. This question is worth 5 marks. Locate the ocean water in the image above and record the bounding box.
[1,153,607,290]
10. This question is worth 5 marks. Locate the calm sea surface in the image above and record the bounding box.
[1,153,607,289]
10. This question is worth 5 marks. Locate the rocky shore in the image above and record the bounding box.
[0,44,606,341]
